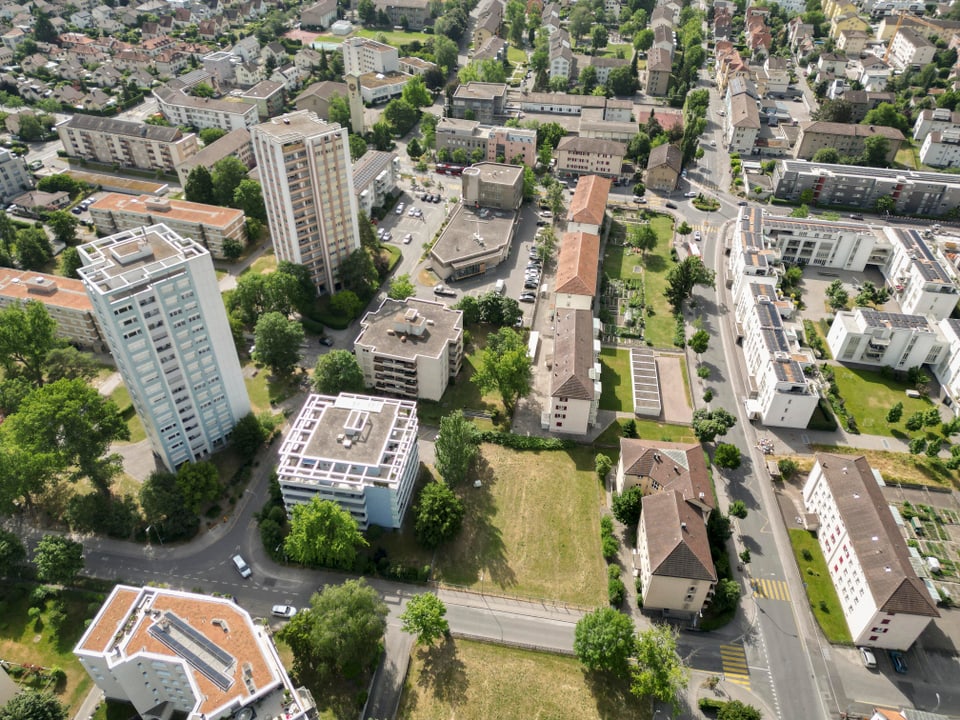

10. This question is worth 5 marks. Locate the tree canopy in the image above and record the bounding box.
[434,410,479,484]
[691,408,737,443]
[400,592,450,644]
[665,257,715,314]
[414,480,465,549]
[631,624,689,713]
[312,349,365,395]
[33,534,84,584]
[284,497,368,570]
[574,607,636,677]
[471,328,532,414]
[0,691,66,720]
[252,312,304,376]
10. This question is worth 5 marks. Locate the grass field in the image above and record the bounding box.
[603,215,676,348]
[507,45,526,64]
[244,365,300,414]
[787,529,852,644]
[831,365,935,436]
[109,384,146,444]
[355,28,433,45]
[433,444,606,606]
[398,639,651,719]
[806,444,960,489]
[593,418,697,448]
[0,584,106,716]
[599,347,632,412]
[244,249,277,276]
[603,43,632,58]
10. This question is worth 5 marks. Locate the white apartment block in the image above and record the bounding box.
[352,150,399,217]
[276,393,419,529]
[0,269,104,351]
[154,85,260,131]
[889,28,936,70]
[803,454,940,650]
[78,224,251,471]
[89,193,247,261]
[0,147,32,202]
[555,136,626,177]
[919,130,960,169]
[912,108,960,142]
[827,308,946,369]
[251,111,360,295]
[724,92,761,153]
[341,36,399,75]
[760,214,884,271]
[354,298,464,401]
[881,227,960,317]
[543,308,601,435]
[75,585,315,720]
[58,115,200,175]
[933,318,960,414]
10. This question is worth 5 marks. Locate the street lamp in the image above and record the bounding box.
[146,525,163,546]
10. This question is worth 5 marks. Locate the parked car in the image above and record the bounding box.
[737,201,748,206]
[403,233,413,244]
[540,210,552,218]
[524,281,538,290]
[849,213,864,221]
[232,554,252,578]
[72,207,82,214]
[684,191,698,198]
[433,284,457,297]
[519,293,536,303]
[694,230,702,241]
[421,193,429,201]
[858,647,877,670]
[319,336,334,347]
[271,605,297,618]
[665,202,678,209]
[889,650,907,674]
[395,203,405,215]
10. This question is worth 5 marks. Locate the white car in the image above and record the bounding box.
[694,230,702,241]
[408,207,417,217]
[231,554,252,578]
[684,191,698,198]
[271,605,297,618]
[395,203,405,215]
[403,233,413,244]
[540,210,552,218]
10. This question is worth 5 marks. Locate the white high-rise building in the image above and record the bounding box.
[251,111,361,294]
[78,224,250,470]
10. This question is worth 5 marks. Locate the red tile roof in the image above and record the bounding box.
[555,231,600,296]
[566,175,611,227]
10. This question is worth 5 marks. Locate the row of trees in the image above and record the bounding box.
[184,156,266,257]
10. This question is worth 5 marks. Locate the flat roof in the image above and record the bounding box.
[430,202,516,268]
[358,70,408,88]
[463,161,523,186]
[453,81,508,100]
[0,268,93,312]
[90,193,244,229]
[355,297,462,361]
[252,109,341,140]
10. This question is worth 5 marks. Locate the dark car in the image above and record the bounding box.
[737,201,748,206]
[665,202,677,209]
[849,213,864,221]
[421,193,429,201]
[72,207,83,214]
[432,194,442,203]
[519,294,536,303]
[536,219,547,226]
[889,651,907,674]
[319,336,334,347]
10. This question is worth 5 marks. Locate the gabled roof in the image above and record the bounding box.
[555,231,600,296]
[619,438,715,509]
[730,92,761,129]
[641,490,717,582]
[565,174,611,227]
[550,308,596,400]
[647,142,681,173]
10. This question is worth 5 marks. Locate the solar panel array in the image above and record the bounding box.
[147,612,235,692]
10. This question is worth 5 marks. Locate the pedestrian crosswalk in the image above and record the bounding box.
[751,577,791,602]
[719,644,751,689]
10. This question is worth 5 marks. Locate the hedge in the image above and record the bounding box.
[475,431,575,450]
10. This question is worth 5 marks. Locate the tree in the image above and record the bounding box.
[692,408,737,443]
[43,347,97,386]
[415,480,465,548]
[59,246,82,279]
[573,607,635,677]
[33,534,84,584]
[0,300,58,387]
[522,165,536,199]
[811,147,840,164]
[233,178,266,221]
[211,156,249,207]
[401,593,449,644]
[591,24,609,53]
[232,413,268,460]
[0,691,66,720]
[252,312,304,376]
[664,257,716,314]
[329,289,363,319]
[313,350,365,394]
[174,461,220,513]
[338,248,379,299]
[140,470,199,540]
[887,401,904,424]
[611,485,644,527]
[876,195,896,214]
[905,411,924,432]
[406,137,422,159]
[328,94,351,127]
[862,134,891,167]
[285,497,368,569]
[855,280,889,309]
[433,35,458,75]
[0,528,25,577]
[579,65,598,93]
[388,273,416,300]
[15,227,53,271]
[471,327,532,413]
[635,28,654,51]
[276,261,316,312]
[630,624,689,710]
[546,182,565,216]
[714,443,742,469]
[718,700,763,720]
[184,165,215,204]
[813,98,852,123]
[6,378,128,494]
[712,578,741,613]
[384,98,419,136]
[401,75,432,108]
[729,499,748,519]
[47,211,78,246]
[862,102,909,133]
[606,65,638,95]
[280,579,387,681]
[477,292,522,326]
[434,410,479,485]
[568,4,592,43]
[199,127,227,145]
[628,223,657,257]
[688,329,709,354]
[595,452,613,481]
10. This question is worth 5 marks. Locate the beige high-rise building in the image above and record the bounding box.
[251,111,360,294]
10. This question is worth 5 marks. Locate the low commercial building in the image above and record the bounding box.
[827,308,945,368]
[75,585,316,720]
[577,107,639,143]
[89,193,247,260]
[555,231,600,310]
[58,114,199,175]
[802,454,940,649]
[277,393,420,529]
[543,308,600,435]
[354,298,463,401]
[174,128,255,186]
[154,85,260,131]
[352,150,399,216]
[429,203,518,281]
[461,162,523,211]
[793,121,903,164]
[566,175,611,235]
[435,119,536,166]
[0,147,32,203]
[0,269,104,350]
[556,136,626,178]
[645,143,682,191]
[450,82,509,123]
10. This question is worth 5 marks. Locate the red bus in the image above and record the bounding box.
[435,163,467,176]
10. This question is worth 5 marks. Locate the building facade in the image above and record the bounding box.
[58,115,199,174]
[794,121,903,163]
[882,227,960,317]
[78,224,251,470]
[352,150,400,217]
[450,82,508,123]
[461,162,524,211]
[556,136,626,178]
[174,128,254,186]
[0,269,103,350]
[277,393,420,529]
[0,147,33,203]
[566,175,611,235]
[154,85,260,131]
[342,36,399,75]
[251,111,360,295]
[555,231,600,310]
[827,308,945,369]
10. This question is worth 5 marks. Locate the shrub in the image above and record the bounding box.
[703,389,714,403]
[475,431,574,450]
[608,564,621,580]
[602,534,618,559]
[608,576,625,605]
[697,366,711,379]
[30,585,57,607]
[802,548,813,561]
[778,457,799,480]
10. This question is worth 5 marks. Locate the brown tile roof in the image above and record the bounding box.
[647,142,682,173]
[814,453,939,619]
[89,193,244,229]
[800,120,905,141]
[620,438,715,510]
[641,490,716,581]
[550,308,596,400]
[566,175,611,227]
[555,231,600,296]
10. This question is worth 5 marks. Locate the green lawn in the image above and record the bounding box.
[895,142,920,170]
[593,418,697,448]
[830,365,935,436]
[599,347,632,412]
[808,444,960,490]
[0,584,107,716]
[354,28,433,45]
[244,364,299,414]
[433,444,606,606]
[602,43,632,58]
[787,529,852,644]
[398,639,651,719]
[109,384,146,444]
[603,215,675,348]
[507,45,526,64]
[245,249,277,276]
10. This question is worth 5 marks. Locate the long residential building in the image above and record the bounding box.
[58,115,200,175]
[793,121,904,163]
[354,297,463,401]
[78,224,251,471]
[544,308,601,435]
[75,585,316,720]
[556,136,626,178]
[90,193,247,260]
[435,118,537,167]
[803,454,940,649]
[0,269,104,351]
[277,392,419,529]
[352,150,400,217]
[154,85,260,131]
[251,111,360,295]
[555,231,600,310]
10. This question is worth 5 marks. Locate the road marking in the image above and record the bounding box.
[719,644,751,689]
[752,578,791,602]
